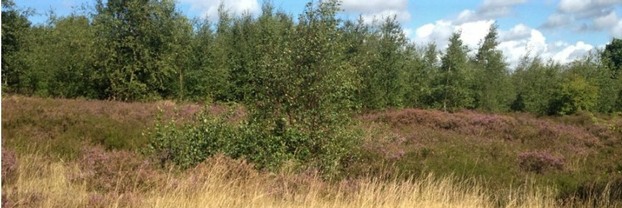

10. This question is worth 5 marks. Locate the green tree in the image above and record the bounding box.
[93,0,190,100]
[1,0,31,93]
[548,75,598,115]
[184,19,215,100]
[473,24,513,112]
[603,38,622,78]
[601,38,622,112]
[565,54,619,113]
[28,16,98,98]
[433,32,473,111]
[511,56,562,115]
[361,16,409,109]
[249,0,359,173]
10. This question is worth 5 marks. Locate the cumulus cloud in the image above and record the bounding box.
[413,19,495,50]
[542,0,621,37]
[341,0,406,12]
[457,0,526,23]
[180,0,259,20]
[414,20,456,49]
[414,19,596,68]
[341,0,411,23]
[558,0,620,14]
[550,41,595,63]
[497,24,548,67]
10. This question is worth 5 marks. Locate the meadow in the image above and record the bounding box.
[2,95,622,207]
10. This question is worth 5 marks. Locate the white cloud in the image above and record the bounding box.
[543,0,621,35]
[591,11,622,37]
[542,13,572,28]
[414,20,454,48]
[457,20,495,49]
[500,24,531,41]
[613,21,622,38]
[341,0,411,23]
[413,19,493,50]
[550,41,594,64]
[414,20,595,67]
[559,0,620,14]
[412,0,607,68]
[594,11,619,29]
[498,25,548,67]
[456,0,526,23]
[558,0,591,13]
[180,0,259,20]
[482,0,528,8]
[341,0,407,13]
[359,9,412,24]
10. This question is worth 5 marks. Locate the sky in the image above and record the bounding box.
[13,0,622,67]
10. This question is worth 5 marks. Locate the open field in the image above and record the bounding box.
[2,95,622,207]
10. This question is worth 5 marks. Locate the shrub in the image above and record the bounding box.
[518,151,565,174]
[146,106,361,175]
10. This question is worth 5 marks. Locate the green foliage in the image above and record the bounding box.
[22,16,99,98]
[433,32,473,111]
[93,0,191,100]
[1,1,31,94]
[511,56,562,115]
[472,24,513,112]
[603,38,622,79]
[3,0,622,119]
[147,107,360,174]
[548,75,599,115]
[358,17,409,109]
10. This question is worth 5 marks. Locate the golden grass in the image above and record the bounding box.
[6,153,609,208]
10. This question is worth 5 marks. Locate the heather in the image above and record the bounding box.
[3,96,622,207]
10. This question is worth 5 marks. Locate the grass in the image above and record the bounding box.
[2,95,622,207]
[2,152,572,208]
[358,108,622,199]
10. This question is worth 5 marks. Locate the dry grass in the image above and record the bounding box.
[4,152,609,208]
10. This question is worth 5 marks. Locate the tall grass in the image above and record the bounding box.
[4,153,611,208]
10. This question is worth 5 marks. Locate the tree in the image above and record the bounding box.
[93,0,191,100]
[601,38,622,112]
[473,24,513,112]
[548,75,598,115]
[24,15,98,98]
[1,0,31,93]
[433,32,472,111]
[248,0,359,173]
[603,38,622,78]
[511,56,562,115]
[366,16,408,108]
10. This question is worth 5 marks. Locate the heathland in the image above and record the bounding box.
[2,95,621,207]
[3,0,622,207]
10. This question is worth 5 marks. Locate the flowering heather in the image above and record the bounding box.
[518,151,565,174]
[73,146,161,193]
[2,149,18,183]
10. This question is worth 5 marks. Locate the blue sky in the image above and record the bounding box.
[14,0,622,66]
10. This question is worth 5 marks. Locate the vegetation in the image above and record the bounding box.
[3,0,621,115]
[2,0,622,207]
[3,95,622,207]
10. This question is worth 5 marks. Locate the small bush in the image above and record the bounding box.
[146,107,361,175]
[518,151,565,174]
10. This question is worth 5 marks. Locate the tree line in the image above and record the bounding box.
[2,0,622,115]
